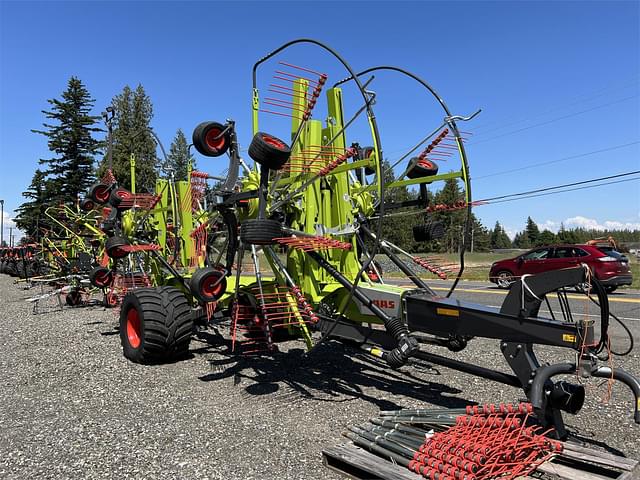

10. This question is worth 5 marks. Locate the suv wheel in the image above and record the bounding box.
[495,271,514,289]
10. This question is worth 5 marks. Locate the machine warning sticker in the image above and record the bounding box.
[437,308,459,317]
[562,334,576,343]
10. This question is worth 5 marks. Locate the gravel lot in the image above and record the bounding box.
[1,274,638,479]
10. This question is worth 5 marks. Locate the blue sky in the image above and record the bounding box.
[1,0,639,241]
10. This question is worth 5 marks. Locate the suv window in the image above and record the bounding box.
[573,248,589,257]
[597,247,626,261]
[552,247,574,258]
[522,248,550,260]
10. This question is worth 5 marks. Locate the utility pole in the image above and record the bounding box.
[0,199,4,247]
[9,227,13,247]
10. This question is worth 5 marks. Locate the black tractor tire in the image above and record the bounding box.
[413,220,445,242]
[16,261,26,279]
[89,266,114,288]
[240,219,283,245]
[109,187,134,210]
[248,132,291,170]
[357,146,377,176]
[0,260,5,274]
[192,121,230,157]
[26,261,40,278]
[406,157,439,179]
[106,236,130,259]
[189,267,227,303]
[87,182,112,204]
[5,262,16,276]
[65,290,82,306]
[80,198,96,212]
[119,286,194,364]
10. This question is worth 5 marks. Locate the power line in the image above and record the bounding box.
[468,94,639,145]
[475,141,640,180]
[484,177,639,205]
[478,170,640,203]
[471,76,639,134]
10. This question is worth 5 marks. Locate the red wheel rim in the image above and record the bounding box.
[126,307,142,348]
[95,270,112,287]
[95,186,110,203]
[417,160,433,169]
[261,134,286,150]
[201,272,224,299]
[205,128,226,151]
[82,200,95,211]
[116,189,132,201]
[111,246,128,258]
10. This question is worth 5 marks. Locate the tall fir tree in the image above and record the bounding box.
[167,129,195,181]
[14,169,50,239]
[31,76,102,203]
[490,221,512,249]
[525,216,540,246]
[98,84,158,191]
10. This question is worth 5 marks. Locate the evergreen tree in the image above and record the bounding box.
[98,84,158,191]
[31,76,101,203]
[490,221,511,249]
[14,169,50,239]
[525,216,540,246]
[513,231,531,249]
[537,229,557,245]
[557,222,578,244]
[470,216,491,251]
[167,129,195,181]
[431,178,467,253]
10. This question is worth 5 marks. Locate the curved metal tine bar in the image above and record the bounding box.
[268,76,376,203]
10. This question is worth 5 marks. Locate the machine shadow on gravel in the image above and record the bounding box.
[197,338,473,412]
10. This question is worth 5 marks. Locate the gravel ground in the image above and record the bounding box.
[0,275,638,479]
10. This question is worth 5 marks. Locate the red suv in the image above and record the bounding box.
[489,244,633,292]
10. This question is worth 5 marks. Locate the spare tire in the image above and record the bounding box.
[105,236,130,259]
[89,266,114,288]
[406,157,439,179]
[192,121,230,157]
[240,219,283,245]
[189,267,227,303]
[109,188,134,209]
[248,132,291,170]
[413,220,445,242]
[87,183,112,204]
[80,198,96,212]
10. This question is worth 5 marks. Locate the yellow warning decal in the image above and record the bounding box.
[370,348,383,358]
[563,334,576,343]
[437,308,460,317]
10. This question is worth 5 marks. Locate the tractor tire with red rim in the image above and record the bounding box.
[248,132,291,170]
[192,121,230,157]
[406,157,439,179]
[240,218,283,245]
[89,266,114,288]
[119,286,194,364]
[80,198,96,211]
[106,236,130,259]
[87,183,112,205]
[109,187,133,210]
[189,267,227,303]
